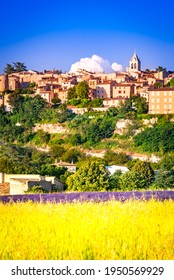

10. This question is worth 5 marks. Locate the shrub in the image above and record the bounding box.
[25,186,49,193]
[119,171,147,190]
[132,161,154,185]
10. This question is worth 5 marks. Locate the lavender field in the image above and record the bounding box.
[0,190,174,203]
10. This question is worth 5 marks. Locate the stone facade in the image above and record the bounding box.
[148,88,174,114]
[0,173,64,194]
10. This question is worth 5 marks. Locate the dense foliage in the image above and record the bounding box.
[66,161,110,191]
[0,144,66,178]
[134,122,174,153]
[68,113,117,147]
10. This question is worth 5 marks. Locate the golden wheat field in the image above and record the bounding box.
[0,200,174,260]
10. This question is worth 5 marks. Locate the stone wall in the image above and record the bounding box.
[28,180,52,192]
[10,180,28,195]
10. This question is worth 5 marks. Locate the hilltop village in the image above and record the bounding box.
[0,53,174,114]
[0,53,174,195]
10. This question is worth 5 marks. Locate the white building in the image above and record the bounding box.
[106,165,129,175]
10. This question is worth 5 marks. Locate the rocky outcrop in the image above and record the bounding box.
[33,123,69,134]
[114,119,132,135]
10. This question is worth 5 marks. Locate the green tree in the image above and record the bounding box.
[89,98,104,108]
[51,97,61,104]
[66,133,82,146]
[154,170,174,189]
[66,161,110,191]
[4,64,15,74]
[158,153,174,170]
[134,123,174,153]
[32,130,50,146]
[67,87,77,99]
[156,66,166,72]
[76,81,89,99]
[62,148,84,163]
[154,82,163,88]
[109,170,122,190]
[104,150,129,165]
[132,161,154,185]
[132,96,148,114]
[7,92,24,111]
[105,107,118,117]
[117,98,132,115]
[29,82,37,89]
[13,62,27,72]
[119,171,147,190]
[40,164,67,178]
[4,62,27,74]
[50,144,65,159]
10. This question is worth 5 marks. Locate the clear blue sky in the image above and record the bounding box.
[0,0,174,74]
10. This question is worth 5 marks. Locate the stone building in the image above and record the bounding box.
[0,173,64,195]
[148,87,174,114]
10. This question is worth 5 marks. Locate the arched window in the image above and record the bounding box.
[134,63,137,69]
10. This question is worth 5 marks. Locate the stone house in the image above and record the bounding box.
[54,160,76,172]
[148,87,174,114]
[0,173,64,195]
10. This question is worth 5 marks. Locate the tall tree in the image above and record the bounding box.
[66,161,110,191]
[4,64,15,74]
[13,62,27,72]
[132,161,154,185]
[4,62,27,74]
[76,81,89,99]
[156,66,166,72]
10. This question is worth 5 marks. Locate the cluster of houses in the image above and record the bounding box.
[0,53,174,114]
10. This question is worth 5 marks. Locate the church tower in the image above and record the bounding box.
[129,52,141,72]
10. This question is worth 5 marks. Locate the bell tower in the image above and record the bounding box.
[129,52,141,72]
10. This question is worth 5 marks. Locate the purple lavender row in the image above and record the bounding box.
[0,191,174,204]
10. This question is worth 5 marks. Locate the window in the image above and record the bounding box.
[164,92,167,96]
[164,98,167,103]
[157,98,160,103]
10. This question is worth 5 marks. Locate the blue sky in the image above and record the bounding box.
[0,0,174,74]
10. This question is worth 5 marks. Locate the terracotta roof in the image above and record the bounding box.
[104,97,128,100]
[114,84,132,87]
[148,87,174,91]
